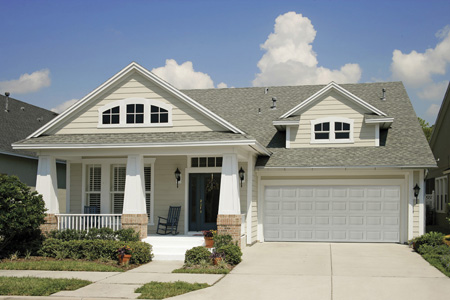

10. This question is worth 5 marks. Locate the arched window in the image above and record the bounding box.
[311,117,354,143]
[102,106,120,124]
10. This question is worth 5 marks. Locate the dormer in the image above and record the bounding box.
[273,82,393,148]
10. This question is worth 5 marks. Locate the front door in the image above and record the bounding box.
[189,173,221,231]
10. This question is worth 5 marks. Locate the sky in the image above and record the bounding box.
[0,0,449,125]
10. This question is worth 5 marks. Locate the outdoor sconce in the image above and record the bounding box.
[413,184,420,204]
[174,168,181,188]
[239,167,245,187]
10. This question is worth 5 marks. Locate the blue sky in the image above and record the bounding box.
[0,0,449,124]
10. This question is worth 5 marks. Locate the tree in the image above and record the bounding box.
[418,117,433,142]
[0,174,46,256]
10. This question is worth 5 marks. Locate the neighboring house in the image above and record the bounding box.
[425,82,450,231]
[0,93,66,208]
[13,62,435,246]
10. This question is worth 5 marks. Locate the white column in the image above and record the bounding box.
[36,155,59,214]
[219,153,241,215]
[123,154,146,214]
[246,154,254,245]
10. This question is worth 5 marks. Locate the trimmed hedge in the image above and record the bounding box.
[39,238,152,264]
[48,228,140,242]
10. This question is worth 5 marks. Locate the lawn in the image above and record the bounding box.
[0,277,91,296]
[136,281,209,299]
[0,257,127,272]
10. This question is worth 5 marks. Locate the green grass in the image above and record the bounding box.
[0,260,123,272]
[173,267,230,274]
[0,277,91,296]
[422,254,450,277]
[136,281,209,299]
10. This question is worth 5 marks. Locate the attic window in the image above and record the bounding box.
[311,117,354,144]
[98,98,172,128]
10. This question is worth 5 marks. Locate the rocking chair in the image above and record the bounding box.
[156,206,181,235]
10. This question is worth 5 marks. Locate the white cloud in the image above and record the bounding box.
[426,103,441,119]
[0,69,51,94]
[391,25,450,87]
[417,81,449,101]
[217,82,228,88]
[151,59,215,89]
[252,12,361,86]
[51,98,78,114]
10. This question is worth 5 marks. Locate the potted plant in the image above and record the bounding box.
[210,251,225,265]
[117,245,133,265]
[202,230,216,248]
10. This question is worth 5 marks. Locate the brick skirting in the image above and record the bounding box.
[40,213,58,235]
[122,214,148,239]
[217,214,242,248]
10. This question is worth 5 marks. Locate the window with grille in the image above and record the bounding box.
[86,165,101,212]
[435,176,448,213]
[191,157,223,168]
[126,104,144,124]
[102,106,120,124]
[144,166,152,223]
[111,165,126,214]
[150,105,169,123]
[311,117,354,143]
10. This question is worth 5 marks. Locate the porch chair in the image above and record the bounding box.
[156,206,181,235]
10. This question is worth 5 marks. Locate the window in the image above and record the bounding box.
[102,106,120,124]
[144,166,152,223]
[311,117,354,143]
[191,157,223,168]
[86,165,101,212]
[435,176,448,213]
[150,105,169,123]
[98,98,172,127]
[111,165,126,214]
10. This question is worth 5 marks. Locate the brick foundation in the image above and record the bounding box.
[121,214,148,240]
[41,213,58,235]
[217,214,242,248]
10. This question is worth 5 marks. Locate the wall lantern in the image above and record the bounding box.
[239,167,245,187]
[413,184,420,204]
[174,168,181,188]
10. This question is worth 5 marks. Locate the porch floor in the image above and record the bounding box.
[142,234,205,261]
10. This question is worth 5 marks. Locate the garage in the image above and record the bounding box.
[264,184,401,242]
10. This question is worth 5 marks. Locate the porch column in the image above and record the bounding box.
[122,154,148,239]
[36,155,59,234]
[217,153,242,247]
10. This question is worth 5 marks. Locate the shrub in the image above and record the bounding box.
[213,234,233,249]
[39,238,152,264]
[185,246,211,264]
[49,228,139,242]
[0,174,46,257]
[411,232,445,251]
[216,244,242,265]
[418,244,450,256]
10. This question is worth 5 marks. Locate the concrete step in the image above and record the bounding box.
[143,235,206,261]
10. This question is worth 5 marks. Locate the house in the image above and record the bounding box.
[12,62,436,246]
[0,93,66,207]
[425,82,450,232]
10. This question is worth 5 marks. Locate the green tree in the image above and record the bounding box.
[0,174,46,256]
[418,117,433,142]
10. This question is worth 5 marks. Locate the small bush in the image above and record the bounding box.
[184,246,211,264]
[39,238,152,264]
[49,228,139,242]
[213,234,233,249]
[411,232,445,251]
[418,244,450,256]
[216,244,242,265]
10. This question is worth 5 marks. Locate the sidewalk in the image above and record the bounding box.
[0,261,224,299]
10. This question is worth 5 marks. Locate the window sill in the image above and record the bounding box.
[310,140,354,144]
[97,123,173,129]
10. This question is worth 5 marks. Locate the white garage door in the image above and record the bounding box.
[264,185,401,242]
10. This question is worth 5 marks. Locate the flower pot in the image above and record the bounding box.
[118,254,132,265]
[204,236,214,248]
[212,257,222,265]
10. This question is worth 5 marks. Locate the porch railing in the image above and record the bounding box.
[55,214,122,231]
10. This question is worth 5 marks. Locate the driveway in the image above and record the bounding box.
[172,243,449,300]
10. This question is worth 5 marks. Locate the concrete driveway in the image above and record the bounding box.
[172,243,449,300]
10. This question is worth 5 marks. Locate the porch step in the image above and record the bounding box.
[142,235,205,261]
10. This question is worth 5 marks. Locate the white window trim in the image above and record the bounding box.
[310,117,354,144]
[435,176,448,213]
[97,98,173,128]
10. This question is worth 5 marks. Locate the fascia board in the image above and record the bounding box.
[280,82,387,119]
[365,118,394,124]
[28,62,245,138]
[256,164,437,170]
[272,120,299,125]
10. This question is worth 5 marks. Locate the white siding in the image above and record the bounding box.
[291,90,375,148]
[50,71,225,135]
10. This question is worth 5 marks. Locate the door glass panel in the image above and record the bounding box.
[204,173,220,223]
[190,175,197,223]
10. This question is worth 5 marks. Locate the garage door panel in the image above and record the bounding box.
[264,185,400,242]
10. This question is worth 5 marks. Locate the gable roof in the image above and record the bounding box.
[279,81,387,118]
[27,62,245,138]
[429,82,450,148]
[0,94,57,157]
